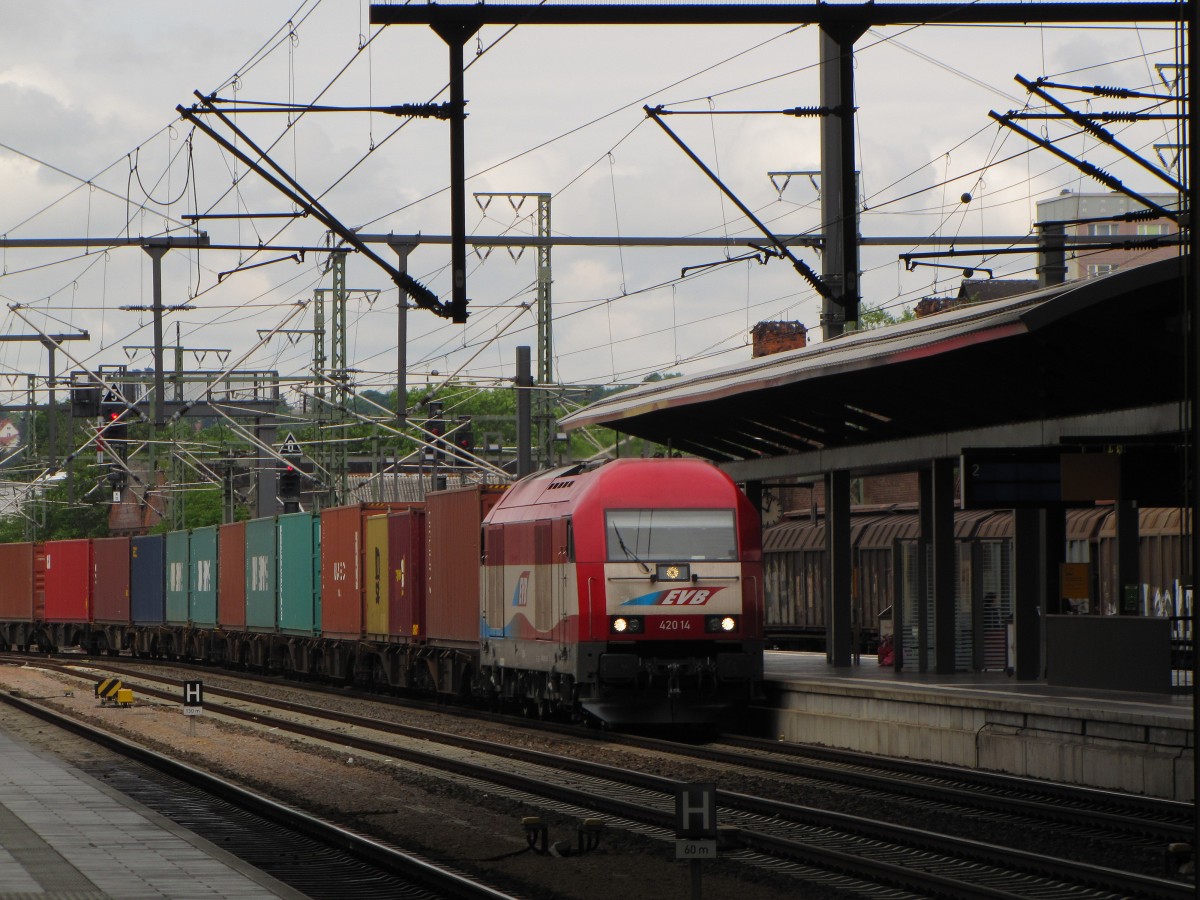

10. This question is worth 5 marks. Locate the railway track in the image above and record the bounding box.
[41,653,1191,846]
[0,683,519,900]
[13,656,1193,900]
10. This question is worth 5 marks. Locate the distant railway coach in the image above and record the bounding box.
[0,459,764,727]
[763,506,1190,664]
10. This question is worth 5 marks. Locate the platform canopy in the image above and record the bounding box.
[559,257,1187,483]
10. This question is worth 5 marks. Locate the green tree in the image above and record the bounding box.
[150,486,226,533]
[0,458,110,542]
[858,303,915,330]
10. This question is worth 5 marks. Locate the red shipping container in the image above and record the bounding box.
[321,503,421,639]
[43,539,93,622]
[92,537,131,625]
[0,543,35,622]
[388,508,427,641]
[218,521,246,629]
[426,486,506,646]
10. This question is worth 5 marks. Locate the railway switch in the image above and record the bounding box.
[95,678,122,705]
[577,818,604,854]
[522,816,548,854]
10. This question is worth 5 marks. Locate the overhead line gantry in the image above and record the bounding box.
[370,1,1184,337]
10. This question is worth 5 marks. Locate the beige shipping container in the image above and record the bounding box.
[364,513,391,638]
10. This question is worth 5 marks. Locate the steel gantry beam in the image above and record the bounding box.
[370,2,1182,332]
[370,4,1183,27]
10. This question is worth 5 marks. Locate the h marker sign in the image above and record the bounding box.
[675,782,717,838]
[183,680,204,716]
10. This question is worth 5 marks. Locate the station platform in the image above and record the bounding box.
[757,651,1195,802]
[0,724,304,900]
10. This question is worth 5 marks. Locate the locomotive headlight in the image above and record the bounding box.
[610,616,644,634]
[706,615,739,633]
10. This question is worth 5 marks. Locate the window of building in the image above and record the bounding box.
[1087,223,1118,236]
[1136,223,1171,236]
[1086,263,1117,278]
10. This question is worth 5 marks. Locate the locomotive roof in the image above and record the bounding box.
[485,458,744,522]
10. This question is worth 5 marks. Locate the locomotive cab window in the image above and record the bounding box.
[605,509,737,562]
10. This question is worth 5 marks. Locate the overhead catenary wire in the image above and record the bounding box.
[0,14,1183,427]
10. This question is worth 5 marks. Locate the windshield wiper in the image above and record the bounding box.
[612,525,650,573]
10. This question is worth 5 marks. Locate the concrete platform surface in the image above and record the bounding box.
[759,651,1195,801]
[0,724,306,900]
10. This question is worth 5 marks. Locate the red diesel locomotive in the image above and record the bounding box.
[480,458,765,724]
[0,458,765,726]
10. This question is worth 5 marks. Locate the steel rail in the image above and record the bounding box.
[41,655,1192,841]
[42,660,1191,900]
[0,689,520,900]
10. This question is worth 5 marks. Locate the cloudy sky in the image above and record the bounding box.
[0,2,1184,422]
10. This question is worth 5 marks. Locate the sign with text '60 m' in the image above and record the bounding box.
[182,680,204,716]
[675,782,718,860]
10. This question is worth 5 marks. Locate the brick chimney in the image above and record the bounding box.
[751,321,808,358]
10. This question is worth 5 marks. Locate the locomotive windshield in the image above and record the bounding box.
[605,509,737,562]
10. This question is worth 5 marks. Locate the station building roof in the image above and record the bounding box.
[559,256,1187,483]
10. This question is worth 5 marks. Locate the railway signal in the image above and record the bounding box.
[425,400,445,462]
[454,415,474,465]
[278,433,303,512]
[70,378,101,418]
[103,410,127,445]
[106,465,126,503]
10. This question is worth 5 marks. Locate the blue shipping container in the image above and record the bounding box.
[131,535,166,625]
[165,530,190,625]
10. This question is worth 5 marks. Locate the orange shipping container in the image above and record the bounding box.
[425,485,506,646]
[218,521,246,629]
[92,537,131,625]
[0,543,35,622]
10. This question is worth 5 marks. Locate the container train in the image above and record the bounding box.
[763,505,1189,659]
[0,458,765,726]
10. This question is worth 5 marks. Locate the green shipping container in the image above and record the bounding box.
[165,530,190,625]
[245,516,277,632]
[278,512,320,635]
[189,525,219,628]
